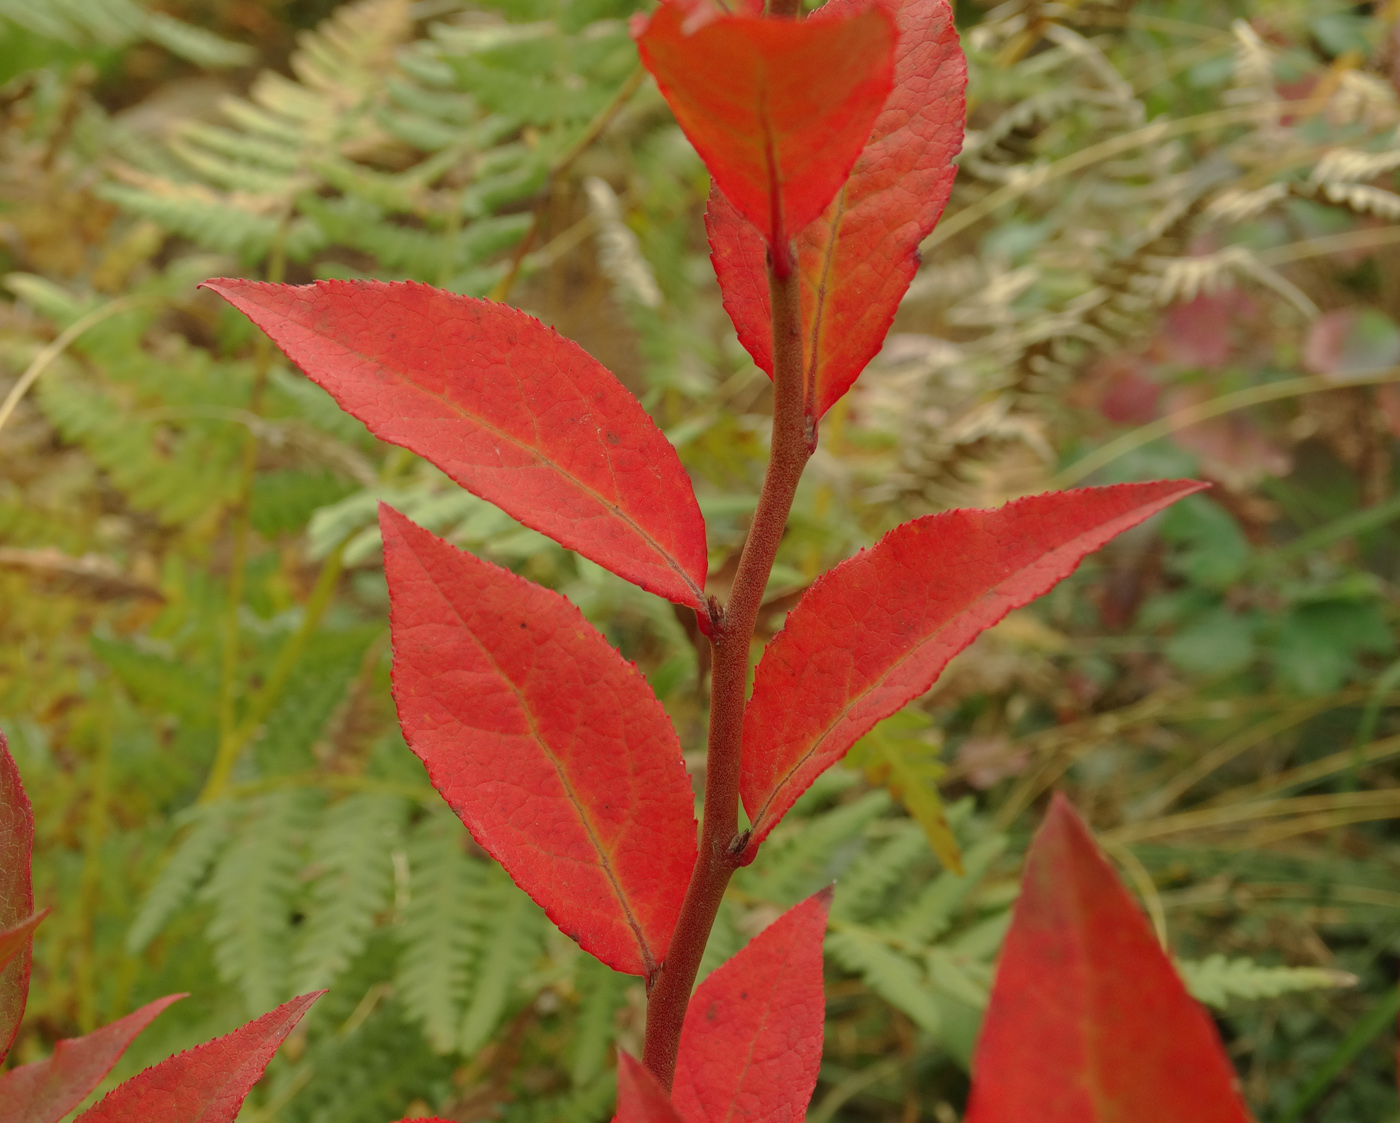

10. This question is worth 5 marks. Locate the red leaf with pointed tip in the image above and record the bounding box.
[616,1053,686,1123]
[740,481,1205,860]
[965,795,1251,1123]
[0,730,33,1064]
[672,890,830,1123]
[381,505,697,976]
[0,909,46,976]
[74,991,321,1123]
[707,0,965,418]
[0,994,184,1123]
[200,279,708,609]
[634,2,896,257]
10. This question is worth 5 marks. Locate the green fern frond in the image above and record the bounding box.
[830,820,931,925]
[167,134,309,196]
[172,120,303,173]
[199,789,318,1014]
[249,469,357,539]
[126,802,234,953]
[294,793,407,993]
[91,635,218,724]
[298,195,447,277]
[36,370,245,524]
[827,924,944,1036]
[740,789,891,905]
[925,947,992,1008]
[96,180,286,261]
[395,809,482,1053]
[459,864,543,1054]
[253,631,374,775]
[848,711,962,872]
[276,983,456,1123]
[943,908,1013,961]
[570,955,626,1087]
[4,272,94,325]
[287,0,413,101]
[139,10,254,68]
[0,0,251,66]
[891,834,1008,945]
[1178,955,1359,1009]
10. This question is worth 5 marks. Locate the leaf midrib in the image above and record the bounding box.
[426,562,659,976]
[749,518,1152,832]
[263,298,705,607]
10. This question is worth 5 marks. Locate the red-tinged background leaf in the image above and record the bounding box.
[707,0,965,418]
[615,1053,686,1123]
[381,505,697,977]
[964,795,1251,1123]
[0,909,46,976]
[672,890,830,1123]
[0,994,184,1123]
[74,991,321,1123]
[739,481,1206,860]
[634,2,896,257]
[0,729,33,1064]
[200,279,708,609]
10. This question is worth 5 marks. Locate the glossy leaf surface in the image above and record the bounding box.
[635,2,895,256]
[672,890,830,1123]
[0,994,184,1123]
[740,482,1206,859]
[964,795,1250,1122]
[75,991,321,1123]
[0,730,33,1063]
[616,1053,686,1123]
[381,505,697,976]
[707,0,965,417]
[201,279,708,608]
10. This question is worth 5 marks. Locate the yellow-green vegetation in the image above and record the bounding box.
[2,0,1400,1119]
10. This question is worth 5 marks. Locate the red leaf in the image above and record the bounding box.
[200,279,708,609]
[74,991,321,1123]
[0,910,46,977]
[739,482,1205,859]
[0,730,33,1064]
[381,504,697,976]
[634,2,896,259]
[707,0,965,418]
[965,795,1250,1123]
[0,994,184,1123]
[672,890,830,1123]
[616,1053,686,1123]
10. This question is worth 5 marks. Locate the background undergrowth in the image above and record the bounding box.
[3,0,1400,1119]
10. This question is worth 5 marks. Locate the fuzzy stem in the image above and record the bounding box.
[641,256,812,1085]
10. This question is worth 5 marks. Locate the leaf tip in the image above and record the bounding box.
[617,1051,684,1123]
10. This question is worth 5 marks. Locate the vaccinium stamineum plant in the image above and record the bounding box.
[0,0,1261,1118]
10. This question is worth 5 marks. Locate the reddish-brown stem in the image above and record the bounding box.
[641,256,813,1085]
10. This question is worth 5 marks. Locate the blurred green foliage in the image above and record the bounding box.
[3,0,1400,1119]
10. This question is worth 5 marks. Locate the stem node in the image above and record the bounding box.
[640,240,813,1089]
